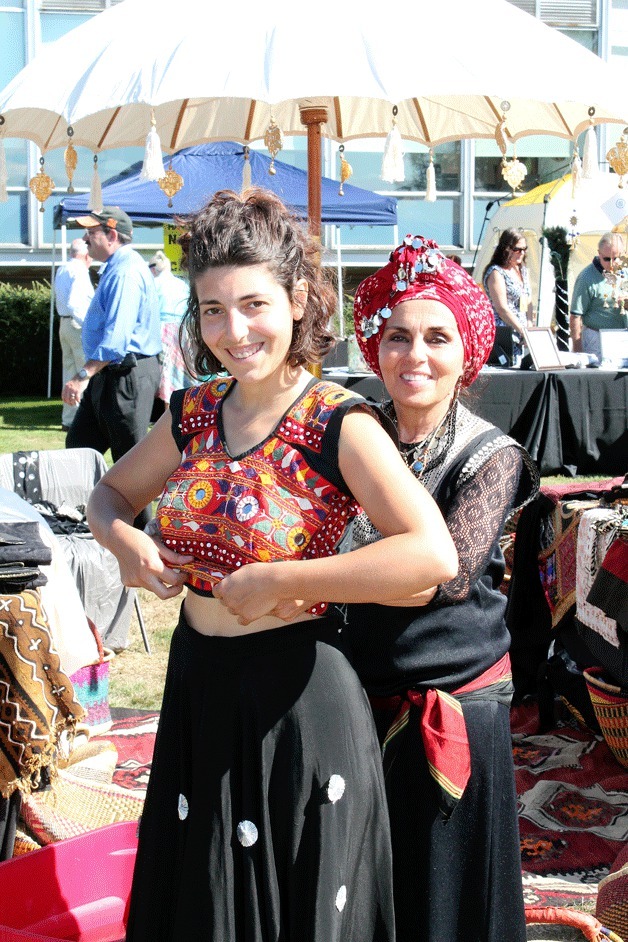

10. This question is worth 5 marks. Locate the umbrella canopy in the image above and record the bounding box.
[0,0,625,235]
[0,0,624,151]
[54,142,397,227]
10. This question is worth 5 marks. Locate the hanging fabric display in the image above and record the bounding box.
[139,110,165,182]
[425,150,437,202]
[89,154,103,213]
[381,106,405,183]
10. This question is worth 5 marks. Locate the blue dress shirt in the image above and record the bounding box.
[82,245,162,363]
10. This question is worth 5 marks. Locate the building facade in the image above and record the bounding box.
[0,0,626,283]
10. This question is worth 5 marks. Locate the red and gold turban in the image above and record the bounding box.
[353,235,495,386]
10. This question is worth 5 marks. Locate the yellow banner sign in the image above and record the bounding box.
[163,224,185,275]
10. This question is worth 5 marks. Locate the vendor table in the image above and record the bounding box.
[325,367,628,476]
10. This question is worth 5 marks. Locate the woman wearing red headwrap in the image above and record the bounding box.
[344,236,539,942]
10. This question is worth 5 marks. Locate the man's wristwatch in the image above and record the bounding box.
[77,368,89,381]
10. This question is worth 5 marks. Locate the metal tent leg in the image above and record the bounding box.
[133,591,151,655]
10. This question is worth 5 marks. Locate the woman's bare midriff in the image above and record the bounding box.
[183,591,320,636]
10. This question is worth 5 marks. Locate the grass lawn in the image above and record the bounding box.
[0,395,613,713]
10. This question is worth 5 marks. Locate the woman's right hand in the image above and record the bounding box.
[112,521,193,600]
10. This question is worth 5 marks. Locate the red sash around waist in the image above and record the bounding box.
[370,652,512,819]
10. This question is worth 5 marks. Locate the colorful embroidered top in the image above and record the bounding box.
[157,376,370,605]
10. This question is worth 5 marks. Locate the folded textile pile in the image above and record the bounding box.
[0,520,52,592]
[588,535,628,632]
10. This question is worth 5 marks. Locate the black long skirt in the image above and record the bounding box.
[372,696,526,942]
[126,610,395,941]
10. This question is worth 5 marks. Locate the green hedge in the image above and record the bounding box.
[0,282,62,395]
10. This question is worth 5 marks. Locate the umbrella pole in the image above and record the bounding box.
[300,106,328,377]
[300,106,327,239]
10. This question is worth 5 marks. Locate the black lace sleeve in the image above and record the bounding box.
[436,446,524,603]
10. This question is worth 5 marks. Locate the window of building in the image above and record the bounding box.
[40,12,91,43]
[0,193,29,245]
[0,10,25,90]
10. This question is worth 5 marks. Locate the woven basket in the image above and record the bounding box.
[70,648,114,734]
[583,666,628,769]
[69,619,113,734]
[597,860,628,940]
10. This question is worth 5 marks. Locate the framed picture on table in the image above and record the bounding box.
[524,327,564,371]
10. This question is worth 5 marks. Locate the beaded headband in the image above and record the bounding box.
[353,235,496,386]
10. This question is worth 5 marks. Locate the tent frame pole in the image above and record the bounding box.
[537,193,551,327]
[336,227,344,339]
[47,225,56,399]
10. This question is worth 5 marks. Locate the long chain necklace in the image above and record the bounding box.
[383,399,457,481]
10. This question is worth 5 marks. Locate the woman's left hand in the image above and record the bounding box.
[213,563,284,625]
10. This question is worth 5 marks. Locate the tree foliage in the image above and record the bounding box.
[0,282,61,395]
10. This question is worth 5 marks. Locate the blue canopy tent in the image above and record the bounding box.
[55,141,397,227]
[46,143,397,392]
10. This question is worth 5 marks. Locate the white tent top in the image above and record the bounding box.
[473,173,628,322]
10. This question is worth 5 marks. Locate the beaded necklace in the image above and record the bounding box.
[382,398,458,481]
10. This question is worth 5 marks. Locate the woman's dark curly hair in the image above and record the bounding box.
[177,188,336,377]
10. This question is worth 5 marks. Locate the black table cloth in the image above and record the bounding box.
[324,368,627,476]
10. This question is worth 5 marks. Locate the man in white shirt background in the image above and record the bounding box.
[54,238,94,430]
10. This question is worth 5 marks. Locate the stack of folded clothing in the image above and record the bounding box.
[0,520,52,592]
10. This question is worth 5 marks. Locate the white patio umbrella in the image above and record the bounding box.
[0,0,626,233]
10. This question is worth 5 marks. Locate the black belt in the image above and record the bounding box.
[105,352,156,372]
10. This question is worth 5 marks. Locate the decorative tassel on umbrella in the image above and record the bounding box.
[567,213,580,250]
[501,146,527,195]
[242,145,252,191]
[425,150,437,202]
[381,105,405,183]
[571,146,583,197]
[582,110,599,180]
[338,145,352,196]
[29,155,54,212]
[606,128,628,189]
[140,109,165,182]
[264,116,284,175]
[89,154,103,213]
[158,161,184,208]
[64,127,77,194]
[494,101,511,157]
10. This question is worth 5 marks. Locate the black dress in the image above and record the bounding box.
[345,402,539,942]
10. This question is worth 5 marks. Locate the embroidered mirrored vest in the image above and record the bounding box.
[157,378,361,608]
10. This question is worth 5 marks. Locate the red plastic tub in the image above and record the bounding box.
[0,821,138,942]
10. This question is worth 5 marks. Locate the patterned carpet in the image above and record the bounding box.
[512,700,628,906]
[87,701,628,910]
